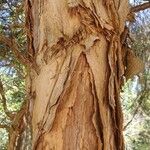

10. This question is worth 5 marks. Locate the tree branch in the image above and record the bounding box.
[0,79,16,119]
[8,101,27,150]
[0,35,31,66]
[131,2,150,13]
[0,35,40,74]
[0,123,9,130]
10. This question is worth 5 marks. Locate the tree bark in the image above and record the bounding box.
[26,0,130,149]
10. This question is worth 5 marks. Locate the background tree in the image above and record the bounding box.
[0,0,31,149]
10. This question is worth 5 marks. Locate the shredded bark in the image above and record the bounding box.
[25,0,145,150]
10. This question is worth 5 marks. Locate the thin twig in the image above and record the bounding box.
[123,91,146,130]
[123,104,140,130]
[0,124,9,130]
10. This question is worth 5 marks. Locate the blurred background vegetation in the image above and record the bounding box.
[0,0,150,149]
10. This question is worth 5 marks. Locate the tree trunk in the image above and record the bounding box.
[26,0,130,149]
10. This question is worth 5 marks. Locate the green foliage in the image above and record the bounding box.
[0,72,25,110]
[0,129,8,150]
[122,77,150,149]
[122,3,150,149]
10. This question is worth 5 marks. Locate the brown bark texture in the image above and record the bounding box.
[25,0,142,150]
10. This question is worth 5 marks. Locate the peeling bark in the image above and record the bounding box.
[24,0,143,149]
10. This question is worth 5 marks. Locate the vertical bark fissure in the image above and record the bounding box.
[57,53,100,150]
[89,70,104,150]
[107,34,125,149]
